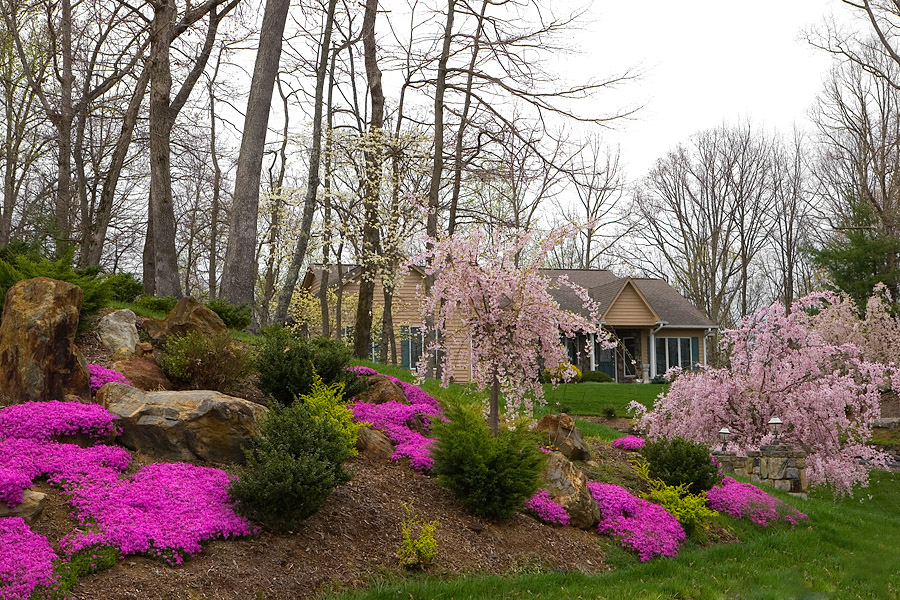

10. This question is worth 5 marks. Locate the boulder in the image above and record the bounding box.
[355,426,394,459]
[98,309,140,360]
[353,374,408,405]
[141,297,226,341]
[0,489,47,525]
[112,355,173,391]
[535,413,591,461]
[97,383,267,463]
[0,277,91,403]
[539,451,602,530]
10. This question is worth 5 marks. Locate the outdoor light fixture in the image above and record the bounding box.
[768,416,783,443]
[718,427,731,451]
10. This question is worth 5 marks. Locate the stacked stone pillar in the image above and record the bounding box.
[712,443,808,499]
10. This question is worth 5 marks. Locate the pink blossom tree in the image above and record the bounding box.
[417,226,610,435]
[633,291,893,495]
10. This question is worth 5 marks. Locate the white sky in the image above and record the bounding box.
[558,0,851,180]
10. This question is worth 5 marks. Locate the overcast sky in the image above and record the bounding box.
[557,0,852,180]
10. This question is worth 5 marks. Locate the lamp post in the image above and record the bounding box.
[718,426,731,451]
[768,416,783,444]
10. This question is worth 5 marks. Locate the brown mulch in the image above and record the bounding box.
[71,457,607,600]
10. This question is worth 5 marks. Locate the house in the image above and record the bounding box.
[543,270,718,383]
[301,265,717,384]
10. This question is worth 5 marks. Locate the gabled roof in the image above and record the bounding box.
[541,270,716,328]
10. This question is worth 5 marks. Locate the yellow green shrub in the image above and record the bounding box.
[634,459,718,538]
[299,376,366,456]
[396,499,439,569]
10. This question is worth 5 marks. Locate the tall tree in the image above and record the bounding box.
[271,0,340,322]
[220,0,293,308]
[352,0,384,359]
[145,0,237,297]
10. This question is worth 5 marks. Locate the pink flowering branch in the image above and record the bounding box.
[412,226,611,435]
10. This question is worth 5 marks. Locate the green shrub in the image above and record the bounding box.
[0,249,111,317]
[602,406,617,418]
[650,374,667,385]
[256,326,364,405]
[135,294,178,315]
[206,298,252,330]
[641,436,721,495]
[582,370,614,383]
[103,272,144,303]
[634,459,717,539]
[229,400,352,531]
[396,498,439,569]
[300,376,364,456]
[432,403,545,522]
[157,331,255,393]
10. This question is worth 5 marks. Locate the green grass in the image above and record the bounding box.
[542,382,667,417]
[321,470,900,600]
[107,299,167,320]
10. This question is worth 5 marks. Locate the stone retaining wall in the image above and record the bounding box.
[712,444,807,499]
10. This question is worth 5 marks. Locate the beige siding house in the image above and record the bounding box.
[302,266,717,384]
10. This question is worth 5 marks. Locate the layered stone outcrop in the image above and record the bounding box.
[535,413,591,461]
[97,383,267,463]
[141,297,226,340]
[539,451,602,529]
[0,277,91,403]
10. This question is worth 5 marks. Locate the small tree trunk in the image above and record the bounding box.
[489,371,500,437]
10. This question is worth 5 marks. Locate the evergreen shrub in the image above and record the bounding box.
[229,401,352,531]
[641,436,721,495]
[256,326,364,405]
[206,299,252,330]
[432,403,545,522]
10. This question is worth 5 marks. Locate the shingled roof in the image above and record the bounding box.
[541,270,716,328]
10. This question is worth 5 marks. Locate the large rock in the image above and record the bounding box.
[142,297,226,340]
[98,309,141,360]
[112,355,173,391]
[0,489,47,525]
[536,413,591,461]
[353,374,408,405]
[355,426,394,459]
[0,277,91,403]
[539,451,602,530]
[97,383,267,463]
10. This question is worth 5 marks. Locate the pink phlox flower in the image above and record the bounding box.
[706,476,808,527]
[0,400,119,442]
[0,517,58,599]
[612,435,645,451]
[587,482,685,561]
[523,488,570,526]
[87,364,131,394]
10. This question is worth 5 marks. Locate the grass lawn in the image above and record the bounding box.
[323,470,900,600]
[542,382,666,417]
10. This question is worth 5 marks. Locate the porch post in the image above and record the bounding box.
[649,330,656,379]
[590,332,596,372]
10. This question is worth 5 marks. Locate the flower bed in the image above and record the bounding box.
[349,368,443,471]
[587,482,685,561]
[706,476,808,526]
[0,517,57,600]
[611,435,645,451]
[0,400,254,598]
[523,489,570,525]
[87,364,131,394]
[0,401,119,442]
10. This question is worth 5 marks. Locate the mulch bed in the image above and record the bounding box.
[71,456,607,600]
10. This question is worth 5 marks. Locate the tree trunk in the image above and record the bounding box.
[353,0,384,360]
[272,0,339,323]
[489,371,499,436]
[81,66,150,267]
[220,0,292,308]
[148,0,182,297]
[54,0,75,253]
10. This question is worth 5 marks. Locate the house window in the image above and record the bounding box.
[400,325,423,371]
[655,336,700,374]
